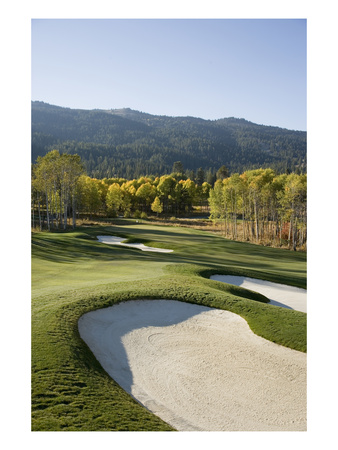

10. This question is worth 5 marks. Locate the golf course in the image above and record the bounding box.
[31,220,307,431]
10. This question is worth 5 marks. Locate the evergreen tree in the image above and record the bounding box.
[196,167,205,186]
[172,161,184,175]
[216,165,229,180]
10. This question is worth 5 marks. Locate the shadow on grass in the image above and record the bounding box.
[32,226,306,287]
[32,233,169,264]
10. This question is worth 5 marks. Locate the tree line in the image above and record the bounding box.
[31,151,212,230]
[209,168,307,250]
[32,151,306,250]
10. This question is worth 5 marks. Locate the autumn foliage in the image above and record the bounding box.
[209,168,306,250]
[32,151,306,250]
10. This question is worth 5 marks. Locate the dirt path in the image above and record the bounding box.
[78,300,306,431]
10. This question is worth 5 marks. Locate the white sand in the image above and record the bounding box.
[210,275,307,313]
[78,299,306,431]
[97,235,173,253]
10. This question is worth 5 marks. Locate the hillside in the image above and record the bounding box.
[31,101,307,179]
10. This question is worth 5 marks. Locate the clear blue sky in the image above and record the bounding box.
[31,19,306,131]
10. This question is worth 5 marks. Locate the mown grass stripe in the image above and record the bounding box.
[32,223,306,431]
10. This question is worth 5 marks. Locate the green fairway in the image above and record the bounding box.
[31,221,306,431]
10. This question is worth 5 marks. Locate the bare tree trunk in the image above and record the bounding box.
[293,217,298,251]
[54,182,59,228]
[242,206,246,240]
[59,191,62,230]
[38,199,42,230]
[50,191,54,230]
[288,218,292,248]
[32,196,35,229]
[63,195,68,230]
[45,190,50,231]
[254,200,259,240]
[72,193,76,229]
[299,223,303,248]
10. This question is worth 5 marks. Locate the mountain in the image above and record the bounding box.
[31,101,307,179]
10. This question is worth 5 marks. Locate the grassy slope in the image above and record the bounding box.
[31,221,306,431]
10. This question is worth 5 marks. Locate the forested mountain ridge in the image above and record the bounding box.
[32,101,306,179]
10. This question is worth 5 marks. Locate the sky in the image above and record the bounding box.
[31,18,307,131]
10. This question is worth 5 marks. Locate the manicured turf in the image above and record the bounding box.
[31,220,306,431]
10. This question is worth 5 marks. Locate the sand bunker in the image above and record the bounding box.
[97,235,173,253]
[78,299,306,431]
[211,275,307,313]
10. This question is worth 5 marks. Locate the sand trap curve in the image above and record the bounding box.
[78,300,306,431]
[97,235,173,253]
[211,275,307,313]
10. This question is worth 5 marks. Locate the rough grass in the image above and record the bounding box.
[32,222,306,431]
